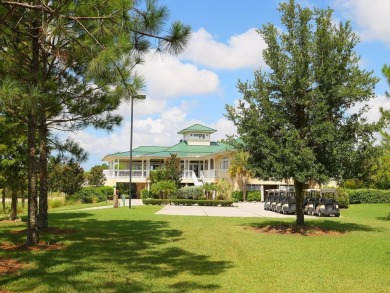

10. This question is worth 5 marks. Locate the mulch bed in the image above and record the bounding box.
[0,258,28,276]
[251,224,346,236]
[0,226,72,278]
[9,227,74,235]
[1,226,72,251]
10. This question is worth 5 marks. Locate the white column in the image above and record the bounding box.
[261,185,264,202]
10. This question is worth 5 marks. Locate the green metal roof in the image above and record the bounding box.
[177,124,217,134]
[151,141,234,157]
[103,141,234,161]
[103,146,169,159]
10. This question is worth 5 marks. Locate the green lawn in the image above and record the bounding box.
[1,204,389,293]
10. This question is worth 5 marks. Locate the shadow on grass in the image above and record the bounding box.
[245,219,382,235]
[376,216,390,221]
[0,211,233,292]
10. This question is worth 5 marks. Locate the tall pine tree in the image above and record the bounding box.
[0,0,190,245]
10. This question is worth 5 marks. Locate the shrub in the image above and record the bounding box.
[150,180,177,199]
[247,191,262,202]
[142,198,168,205]
[336,187,349,208]
[49,198,65,209]
[170,199,233,206]
[175,186,204,199]
[346,189,390,204]
[231,191,243,202]
[71,187,109,204]
[387,212,390,221]
[140,189,150,199]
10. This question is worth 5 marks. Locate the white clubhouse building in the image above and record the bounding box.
[102,124,289,198]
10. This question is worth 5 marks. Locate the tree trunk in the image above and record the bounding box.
[26,7,40,246]
[21,185,25,209]
[2,187,5,213]
[242,177,247,202]
[294,181,305,226]
[38,112,48,229]
[27,114,39,246]
[9,189,18,221]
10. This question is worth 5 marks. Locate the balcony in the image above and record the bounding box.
[103,170,149,179]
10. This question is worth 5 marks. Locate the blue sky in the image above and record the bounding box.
[72,0,390,170]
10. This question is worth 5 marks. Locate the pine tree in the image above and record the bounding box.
[0,0,190,244]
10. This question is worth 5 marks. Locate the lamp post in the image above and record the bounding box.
[129,94,146,209]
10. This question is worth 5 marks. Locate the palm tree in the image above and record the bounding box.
[228,152,253,202]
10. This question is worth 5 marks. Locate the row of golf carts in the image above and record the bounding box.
[264,188,340,217]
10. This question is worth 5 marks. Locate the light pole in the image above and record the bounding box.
[129,94,146,209]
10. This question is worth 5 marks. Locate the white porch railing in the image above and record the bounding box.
[103,170,149,179]
[181,170,193,179]
[201,169,217,179]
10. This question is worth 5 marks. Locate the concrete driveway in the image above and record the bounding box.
[156,202,297,218]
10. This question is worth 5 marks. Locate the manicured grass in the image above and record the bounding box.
[1,204,389,292]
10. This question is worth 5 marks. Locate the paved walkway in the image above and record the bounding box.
[78,199,311,218]
[156,202,297,218]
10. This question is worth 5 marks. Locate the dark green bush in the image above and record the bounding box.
[231,191,243,202]
[140,189,150,199]
[71,187,109,203]
[346,189,390,204]
[247,191,262,202]
[336,187,349,208]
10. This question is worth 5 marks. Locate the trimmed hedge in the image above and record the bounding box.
[170,199,233,206]
[231,190,261,202]
[142,198,233,207]
[142,198,168,205]
[346,189,390,204]
[247,191,262,202]
[231,191,243,202]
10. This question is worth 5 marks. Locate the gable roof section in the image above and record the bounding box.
[177,124,217,134]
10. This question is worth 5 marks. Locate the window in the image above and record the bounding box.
[220,156,229,170]
[192,133,206,139]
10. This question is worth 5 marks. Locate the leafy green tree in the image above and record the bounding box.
[228,152,253,202]
[164,154,182,187]
[148,154,182,186]
[0,0,190,245]
[58,162,85,197]
[86,165,107,187]
[226,0,378,226]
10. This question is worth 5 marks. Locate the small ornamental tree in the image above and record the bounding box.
[228,152,253,202]
[226,0,378,226]
[150,180,177,200]
[164,154,182,187]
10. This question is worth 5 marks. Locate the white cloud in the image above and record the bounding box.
[334,0,390,45]
[138,51,220,98]
[348,95,389,123]
[181,28,267,70]
[210,118,237,141]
